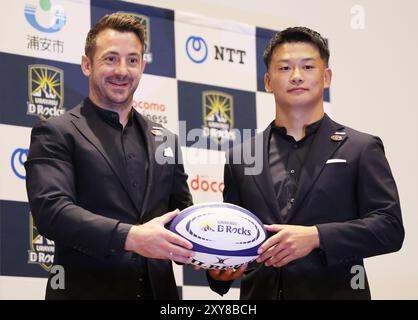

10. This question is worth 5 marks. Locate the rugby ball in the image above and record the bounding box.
[169,202,267,270]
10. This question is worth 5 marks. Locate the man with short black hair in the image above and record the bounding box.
[208,26,404,299]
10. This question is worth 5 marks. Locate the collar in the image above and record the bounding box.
[86,97,134,128]
[271,116,324,142]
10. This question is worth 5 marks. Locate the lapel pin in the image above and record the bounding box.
[150,128,163,136]
[330,134,344,142]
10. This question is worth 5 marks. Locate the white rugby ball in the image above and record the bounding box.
[169,202,267,270]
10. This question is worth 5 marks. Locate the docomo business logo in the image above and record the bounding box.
[190,175,224,193]
[133,99,168,125]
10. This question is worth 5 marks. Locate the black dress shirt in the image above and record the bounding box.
[268,117,323,220]
[87,98,149,212]
[86,99,151,294]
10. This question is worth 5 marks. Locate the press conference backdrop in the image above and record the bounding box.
[1,0,417,299]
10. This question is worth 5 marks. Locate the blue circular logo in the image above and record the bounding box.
[11,148,28,180]
[24,0,67,33]
[185,36,208,63]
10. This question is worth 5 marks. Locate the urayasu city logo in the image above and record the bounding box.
[202,91,235,144]
[127,13,153,63]
[11,148,28,180]
[27,64,65,119]
[24,0,66,33]
[28,214,55,272]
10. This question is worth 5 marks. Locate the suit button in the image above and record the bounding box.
[136,294,142,299]
[139,277,143,282]
[133,181,139,188]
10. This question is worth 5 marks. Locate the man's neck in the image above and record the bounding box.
[275,104,324,141]
[89,96,132,127]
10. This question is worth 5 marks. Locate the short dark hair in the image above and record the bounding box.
[263,26,329,68]
[85,12,145,60]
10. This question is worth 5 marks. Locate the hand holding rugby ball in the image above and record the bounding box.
[168,202,267,270]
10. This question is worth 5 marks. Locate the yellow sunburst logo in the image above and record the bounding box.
[202,91,234,144]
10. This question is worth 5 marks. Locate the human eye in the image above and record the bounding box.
[128,56,139,65]
[104,55,117,64]
[303,65,315,70]
[278,65,290,71]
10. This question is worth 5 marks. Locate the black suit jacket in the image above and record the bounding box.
[210,114,404,299]
[25,100,192,299]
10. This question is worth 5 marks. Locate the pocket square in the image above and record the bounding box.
[163,147,174,157]
[326,159,347,164]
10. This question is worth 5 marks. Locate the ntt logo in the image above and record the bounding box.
[190,175,224,193]
[11,148,28,180]
[185,36,208,63]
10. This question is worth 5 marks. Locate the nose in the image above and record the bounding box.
[290,67,304,85]
[114,60,128,77]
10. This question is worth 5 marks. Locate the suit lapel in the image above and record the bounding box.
[251,125,283,223]
[70,102,141,215]
[290,114,347,217]
[133,111,161,217]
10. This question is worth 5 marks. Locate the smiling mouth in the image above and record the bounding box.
[108,81,129,88]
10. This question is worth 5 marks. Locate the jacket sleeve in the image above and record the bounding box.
[316,136,405,266]
[25,120,129,260]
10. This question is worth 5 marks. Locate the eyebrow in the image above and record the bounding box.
[102,51,141,57]
[275,57,316,63]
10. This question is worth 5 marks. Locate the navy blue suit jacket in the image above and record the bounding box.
[210,114,404,299]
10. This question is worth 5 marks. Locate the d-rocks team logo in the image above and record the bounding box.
[127,13,152,63]
[24,0,66,33]
[28,214,55,271]
[27,64,65,119]
[202,91,235,144]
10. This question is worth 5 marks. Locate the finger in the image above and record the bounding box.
[217,268,236,281]
[159,209,180,224]
[257,233,283,254]
[258,240,288,263]
[265,248,291,266]
[208,269,222,280]
[264,224,285,232]
[166,230,193,249]
[230,264,247,278]
[170,252,194,265]
[167,243,195,259]
[257,243,280,263]
[273,254,293,268]
[208,268,233,281]
[219,266,247,281]
[192,265,201,271]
